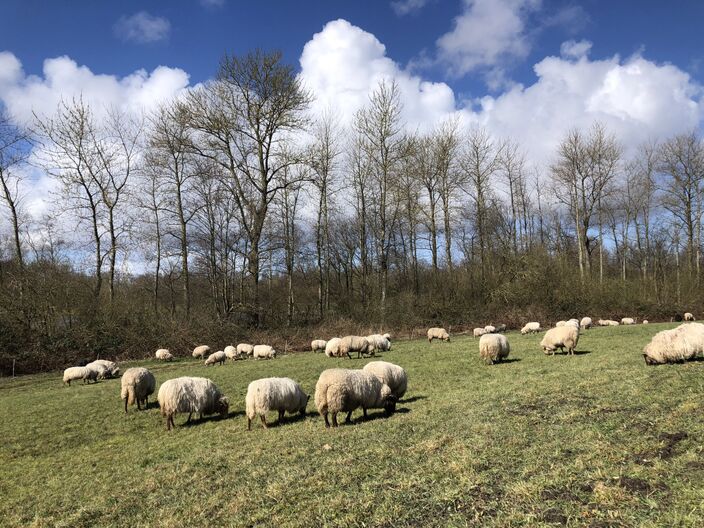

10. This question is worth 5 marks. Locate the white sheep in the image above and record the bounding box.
[62,366,98,386]
[540,325,579,355]
[643,323,704,365]
[155,349,173,361]
[427,327,450,343]
[366,334,391,352]
[495,324,507,333]
[311,339,327,352]
[521,322,541,334]
[224,345,238,361]
[85,361,109,380]
[325,337,342,357]
[314,368,396,428]
[120,367,156,413]
[580,317,592,329]
[597,319,619,326]
[237,343,254,357]
[479,334,510,364]
[157,377,229,430]
[192,345,210,359]
[621,317,635,325]
[383,333,392,341]
[362,361,407,399]
[484,325,496,333]
[253,345,277,360]
[685,312,696,321]
[473,328,487,338]
[204,351,227,366]
[88,359,120,378]
[643,320,649,324]
[245,377,309,430]
[339,336,373,359]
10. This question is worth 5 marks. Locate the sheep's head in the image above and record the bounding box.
[216,396,229,417]
[384,394,398,415]
[300,394,310,415]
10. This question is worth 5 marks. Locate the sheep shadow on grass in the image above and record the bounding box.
[493,358,522,365]
[181,410,244,428]
[399,395,428,404]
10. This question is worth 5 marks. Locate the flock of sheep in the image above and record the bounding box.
[60,311,702,430]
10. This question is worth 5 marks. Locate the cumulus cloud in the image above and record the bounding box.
[560,39,592,60]
[391,0,432,16]
[114,11,171,44]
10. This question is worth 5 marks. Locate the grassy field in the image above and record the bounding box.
[2,322,704,527]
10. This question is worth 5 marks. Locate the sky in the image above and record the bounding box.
[1,0,704,234]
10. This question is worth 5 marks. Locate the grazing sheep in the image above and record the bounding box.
[685,312,696,321]
[339,335,373,359]
[63,366,98,386]
[224,345,238,361]
[555,320,566,327]
[366,334,391,352]
[495,323,507,333]
[541,325,579,355]
[427,327,450,343]
[325,337,342,357]
[521,322,541,334]
[479,334,510,365]
[484,325,496,333]
[473,327,487,338]
[643,323,704,365]
[597,319,619,326]
[155,349,174,361]
[580,317,593,330]
[89,359,120,378]
[314,368,396,428]
[157,377,229,430]
[192,345,210,359]
[85,361,110,380]
[245,377,309,430]
[643,320,649,324]
[121,368,156,413]
[237,343,254,357]
[621,317,636,325]
[311,340,327,352]
[383,333,392,341]
[253,345,277,360]
[204,351,227,366]
[362,361,407,399]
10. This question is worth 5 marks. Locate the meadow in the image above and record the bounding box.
[2,322,704,527]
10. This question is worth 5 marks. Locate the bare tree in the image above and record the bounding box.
[434,117,460,271]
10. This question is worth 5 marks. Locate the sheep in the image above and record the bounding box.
[555,320,566,327]
[157,377,229,430]
[314,368,397,428]
[339,335,373,359]
[495,323,507,333]
[311,340,327,352]
[521,322,541,334]
[427,327,450,343]
[325,337,342,357]
[383,333,392,341]
[643,320,649,324]
[580,317,593,330]
[224,345,238,361]
[685,312,696,321]
[621,317,636,325]
[253,345,277,360]
[237,343,254,357]
[643,323,704,365]
[192,345,210,359]
[85,361,110,380]
[362,361,407,399]
[484,325,496,334]
[473,328,487,338]
[540,325,579,355]
[245,377,309,430]
[120,367,156,413]
[366,334,391,353]
[597,319,619,326]
[89,359,120,378]
[62,366,98,386]
[155,349,173,361]
[204,351,227,366]
[479,334,510,365]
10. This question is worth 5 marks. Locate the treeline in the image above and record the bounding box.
[1,50,702,374]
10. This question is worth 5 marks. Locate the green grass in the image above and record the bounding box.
[2,323,704,527]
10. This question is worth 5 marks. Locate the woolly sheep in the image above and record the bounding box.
[541,325,579,355]
[89,359,120,378]
[121,367,156,413]
[157,377,229,430]
[339,335,373,359]
[383,333,392,341]
[325,337,342,357]
[155,349,173,361]
[580,317,593,329]
[555,321,566,327]
[643,320,649,324]
[314,368,396,428]
[643,323,704,365]
[473,328,487,338]
[253,345,277,360]
[685,312,696,321]
[204,351,227,366]
[192,345,210,359]
[521,322,541,334]
[362,361,408,399]
[598,319,619,326]
[621,317,636,325]
[62,366,98,386]
[85,361,110,380]
[224,345,238,361]
[245,377,309,430]
[479,334,510,365]
[237,343,254,357]
[495,323,507,333]
[366,334,391,352]
[311,339,327,352]
[484,325,496,333]
[427,327,450,343]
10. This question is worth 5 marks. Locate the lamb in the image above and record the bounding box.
[473,328,487,338]
[580,317,593,330]
[62,366,98,386]
[192,345,210,359]
[88,359,120,378]
[366,334,391,352]
[120,367,156,413]
[155,349,173,361]
[363,361,407,399]
[643,323,704,365]
[224,345,238,361]
[521,322,541,334]
[245,377,309,430]
[253,345,277,360]
[157,377,229,430]
[427,327,450,343]
[311,339,327,352]
[685,312,696,321]
[540,325,579,355]
[237,343,254,357]
[479,334,510,365]
[621,317,636,325]
[314,368,397,428]
[339,335,373,359]
[204,351,227,366]
[484,325,496,333]
[325,337,342,357]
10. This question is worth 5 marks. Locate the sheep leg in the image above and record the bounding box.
[261,415,268,429]
[332,413,339,427]
[345,411,353,423]
[145,396,149,408]
[278,410,285,423]
[137,399,141,411]
[362,408,368,419]
[323,412,330,428]
[124,397,128,414]
[247,417,252,431]
[186,412,193,424]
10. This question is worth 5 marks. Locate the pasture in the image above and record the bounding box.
[2,322,704,527]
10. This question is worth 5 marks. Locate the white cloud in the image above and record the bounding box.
[113,11,171,44]
[391,0,432,16]
[560,39,592,60]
